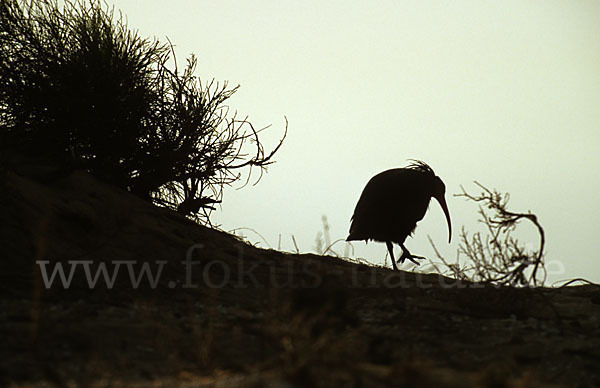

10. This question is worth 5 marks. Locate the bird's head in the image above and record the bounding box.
[432,176,452,243]
[406,160,452,243]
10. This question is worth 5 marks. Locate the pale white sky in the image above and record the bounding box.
[108,0,600,284]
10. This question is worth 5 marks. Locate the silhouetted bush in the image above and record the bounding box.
[428,182,546,287]
[0,0,285,223]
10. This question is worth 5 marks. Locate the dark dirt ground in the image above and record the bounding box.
[1,164,600,387]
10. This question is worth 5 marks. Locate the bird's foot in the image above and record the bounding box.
[397,253,426,266]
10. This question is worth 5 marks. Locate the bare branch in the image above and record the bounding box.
[427,182,548,287]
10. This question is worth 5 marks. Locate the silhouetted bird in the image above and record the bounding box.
[347,160,452,270]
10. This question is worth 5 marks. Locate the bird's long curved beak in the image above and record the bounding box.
[435,195,452,243]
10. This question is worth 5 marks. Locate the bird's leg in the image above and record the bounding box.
[386,241,398,271]
[398,244,426,266]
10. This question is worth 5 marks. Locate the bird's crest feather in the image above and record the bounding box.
[405,160,435,175]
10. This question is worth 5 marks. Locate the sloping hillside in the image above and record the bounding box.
[1,161,599,387]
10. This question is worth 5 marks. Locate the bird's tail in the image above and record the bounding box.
[346,229,364,242]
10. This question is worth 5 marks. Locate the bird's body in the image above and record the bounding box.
[347,161,451,270]
[347,168,433,244]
